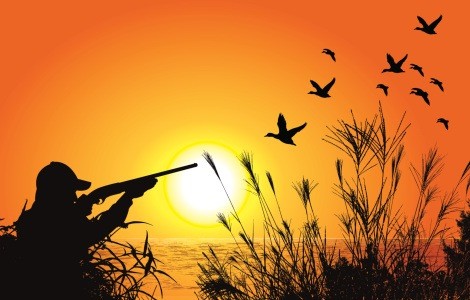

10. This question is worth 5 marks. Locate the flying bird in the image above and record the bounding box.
[382,53,408,73]
[415,15,443,35]
[437,118,449,130]
[308,78,336,98]
[376,83,389,96]
[430,78,444,92]
[322,48,336,62]
[410,88,430,105]
[265,113,307,146]
[410,63,424,77]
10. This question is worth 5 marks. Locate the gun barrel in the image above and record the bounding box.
[143,162,198,179]
[83,162,198,205]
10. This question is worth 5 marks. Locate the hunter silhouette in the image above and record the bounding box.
[14,162,157,299]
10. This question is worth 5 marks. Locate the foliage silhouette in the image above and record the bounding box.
[444,186,470,298]
[1,161,173,300]
[196,103,469,299]
[0,214,173,300]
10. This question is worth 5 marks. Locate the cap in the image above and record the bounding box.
[36,162,91,191]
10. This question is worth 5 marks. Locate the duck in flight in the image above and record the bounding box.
[376,83,389,96]
[265,113,307,146]
[308,78,336,98]
[415,15,443,35]
[430,78,444,92]
[437,118,449,130]
[410,87,430,105]
[322,48,336,62]
[410,63,424,77]
[382,53,408,73]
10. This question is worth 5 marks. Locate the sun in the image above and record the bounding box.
[163,142,248,227]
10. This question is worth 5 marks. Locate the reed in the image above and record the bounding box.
[197,151,332,299]
[322,102,468,299]
[196,102,469,299]
[85,224,175,300]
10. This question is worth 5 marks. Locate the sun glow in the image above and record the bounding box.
[163,142,248,227]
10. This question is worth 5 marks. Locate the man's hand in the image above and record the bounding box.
[126,177,158,198]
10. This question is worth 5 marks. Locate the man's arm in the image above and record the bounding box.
[83,177,157,246]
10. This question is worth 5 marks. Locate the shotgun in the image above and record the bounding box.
[76,163,198,214]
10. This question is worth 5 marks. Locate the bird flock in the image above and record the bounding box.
[376,14,448,131]
[265,14,449,146]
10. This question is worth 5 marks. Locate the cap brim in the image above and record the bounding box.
[76,179,91,191]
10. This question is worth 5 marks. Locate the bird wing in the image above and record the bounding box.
[396,54,408,67]
[422,94,430,105]
[431,78,444,91]
[323,78,336,92]
[309,80,321,91]
[386,53,396,66]
[437,118,449,129]
[277,113,288,133]
[288,122,307,136]
[417,16,429,27]
[378,84,388,95]
[429,15,443,29]
[418,68,424,76]
[323,49,336,60]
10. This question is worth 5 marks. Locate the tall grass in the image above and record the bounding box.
[0,213,173,300]
[323,102,467,299]
[443,164,470,299]
[197,152,331,300]
[85,223,176,300]
[196,103,470,299]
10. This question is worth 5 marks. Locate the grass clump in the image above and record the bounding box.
[0,215,173,299]
[197,152,330,300]
[443,181,470,298]
[196,103,470,299]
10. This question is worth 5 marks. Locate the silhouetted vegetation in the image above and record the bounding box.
[0,214,173,299]
[196,104,470,299]
[444,192,470,298]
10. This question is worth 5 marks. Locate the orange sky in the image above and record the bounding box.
[1,0,468,239]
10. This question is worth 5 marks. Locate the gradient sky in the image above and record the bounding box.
[1,1,468,239]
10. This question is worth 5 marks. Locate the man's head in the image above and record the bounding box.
[36,162,91,203]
